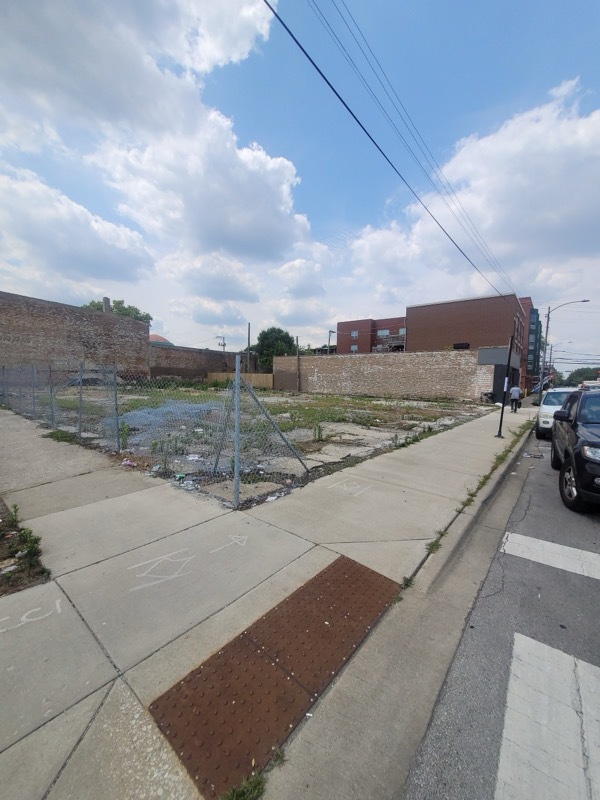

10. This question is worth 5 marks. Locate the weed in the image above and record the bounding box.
[42,429,79,445]
[402,575,414,589]
[425,539,442,554]
[219,772,265,800]
[119,422,130,449]
[313,421,323,441]
[6,504,19,528]
[268,748,286,769]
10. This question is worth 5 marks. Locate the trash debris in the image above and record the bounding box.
[186,454,202,462]
[523,453,543,459]
[174,474,186,481]
[121,459,136,467]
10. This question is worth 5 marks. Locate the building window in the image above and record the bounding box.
[398,327,406,336]
[350,330,358,338]
[377,328,390,337]
[350,344,358,353]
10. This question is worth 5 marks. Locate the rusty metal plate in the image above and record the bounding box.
[150,635,313,798]
[149,556,400,797]
[242,556,400,695]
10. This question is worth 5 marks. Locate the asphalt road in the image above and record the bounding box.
[403,433,600,800]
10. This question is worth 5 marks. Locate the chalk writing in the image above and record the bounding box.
[210,535,248,554]
[0,598,63,634]
[128,548,195,592]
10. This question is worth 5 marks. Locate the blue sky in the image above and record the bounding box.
[1,0,599,374]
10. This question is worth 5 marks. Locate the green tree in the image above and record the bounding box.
[254,327,296,371]
[82,299,153,324]
[565,367,600,385]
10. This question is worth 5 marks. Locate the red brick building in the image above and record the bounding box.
[337,316,406,355]
[337,294,528,359]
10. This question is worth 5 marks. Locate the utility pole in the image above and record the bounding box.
[216,335,226,352]
[496,333,515,439]
[327,330,335,354]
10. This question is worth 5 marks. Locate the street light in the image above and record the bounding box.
[547,341,572,377]
[539,300,589,394]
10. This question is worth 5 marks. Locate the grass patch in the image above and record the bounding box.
[0,501,51,596]
[41,429,80,444]
[219,772,266,800]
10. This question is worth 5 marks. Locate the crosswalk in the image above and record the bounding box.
[495,532,600,799]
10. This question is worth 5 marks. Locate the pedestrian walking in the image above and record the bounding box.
[509,384,522,413]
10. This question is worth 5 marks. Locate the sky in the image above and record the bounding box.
[1,0,599,376]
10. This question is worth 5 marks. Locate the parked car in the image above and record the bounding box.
[535,387,578,439]
[550,389,600,511]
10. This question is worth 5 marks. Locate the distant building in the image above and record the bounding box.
[336,294,540,399]
[337,317,406,355]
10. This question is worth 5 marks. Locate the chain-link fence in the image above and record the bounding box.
[1,359,307,508]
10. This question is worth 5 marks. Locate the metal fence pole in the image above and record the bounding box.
[77,362,84,440]
[113,364,121,451]
[233,354,241,508]
[31,365,37,419]
[48,365,55,428]
[1,365,6,406]
[18,366,23,413]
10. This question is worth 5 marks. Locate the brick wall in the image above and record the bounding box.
[0,291,149,373]
[149,344,257,379]
[274,351,495,400]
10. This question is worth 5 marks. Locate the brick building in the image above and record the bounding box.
[337,316,406,354]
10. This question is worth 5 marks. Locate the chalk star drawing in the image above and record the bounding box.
[128,548,195,592]
[326,479,373,497]
[210,535,248,554]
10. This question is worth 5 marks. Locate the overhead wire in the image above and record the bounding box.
[325,0,518,296]
[261,0,514,306]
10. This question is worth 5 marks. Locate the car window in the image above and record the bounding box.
[562,395,579,418]
[542,392,571,407]
[580,395,600,424]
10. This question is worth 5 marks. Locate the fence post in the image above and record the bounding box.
[113,364,121,451]
[18,366,23,413]
[77,362,84,440]
[1,365,6,406]
[48,365,55,428]
[233,354,241,509]
[31,365,37,419]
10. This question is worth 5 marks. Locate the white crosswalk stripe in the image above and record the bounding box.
[501,532,600,581]
[495,634,600,799]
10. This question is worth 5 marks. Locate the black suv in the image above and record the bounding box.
[551,389,600,511]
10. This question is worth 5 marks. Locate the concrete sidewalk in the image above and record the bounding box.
[0,404,534,799]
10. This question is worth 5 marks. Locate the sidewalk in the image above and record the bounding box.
[0,404,534,799]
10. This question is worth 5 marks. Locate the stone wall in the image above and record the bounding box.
[0,291,149,373]
[273,351,494,400]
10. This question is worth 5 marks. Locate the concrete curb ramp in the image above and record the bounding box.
[0,406,534,799]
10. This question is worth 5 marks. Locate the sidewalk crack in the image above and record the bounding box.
[572,658,593,800]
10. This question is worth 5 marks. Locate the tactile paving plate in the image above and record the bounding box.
[149,556,400,797]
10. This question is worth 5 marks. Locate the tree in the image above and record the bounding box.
[565,367,600,385]
[254,327,296,372]
[82,299,153,324]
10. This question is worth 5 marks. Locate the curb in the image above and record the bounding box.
[413,421,534,593]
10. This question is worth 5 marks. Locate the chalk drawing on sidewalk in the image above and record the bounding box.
[326,479,373,497]
[210,535,248,554]
[0,598,63,634]
[128,548,195,592]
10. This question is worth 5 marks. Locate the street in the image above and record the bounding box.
[404,432,600,800]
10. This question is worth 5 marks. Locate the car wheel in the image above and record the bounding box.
[550,440,561,470]
[559,459,587,513]
[535,425,544,440]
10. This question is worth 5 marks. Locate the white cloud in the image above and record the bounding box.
[0,165,152,281]
[160,251,260,303]
[270,258,326,299]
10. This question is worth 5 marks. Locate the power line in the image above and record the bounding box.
[307,0,518,296]
[261,0,515,307]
